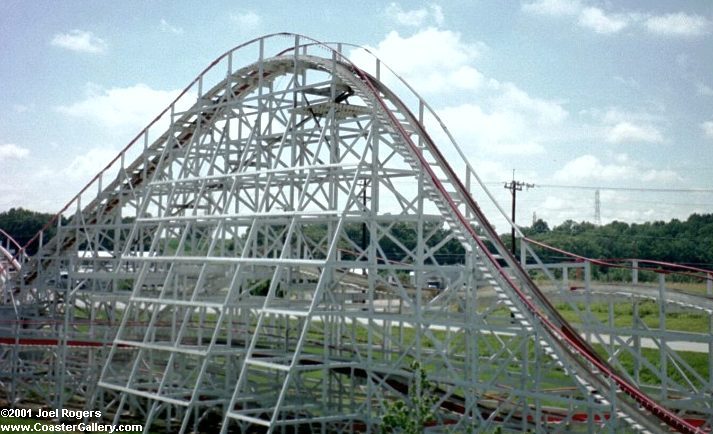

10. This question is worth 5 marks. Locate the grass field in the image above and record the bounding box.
[554,299,710,333]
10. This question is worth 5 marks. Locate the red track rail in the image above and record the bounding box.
[1,334,708,428]
[7,34,705,432]
[0,229,23,254]
[343,63,702,433]
[0,229,22,273]
[14,34,298,263]
[524,236,713,283]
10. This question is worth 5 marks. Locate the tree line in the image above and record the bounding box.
[0,208,63,255]
[518,213,713,269]
[2,207,711,269]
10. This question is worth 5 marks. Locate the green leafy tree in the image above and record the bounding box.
[521,214,713,279]
[380,361,438,434]
[0,207,61,255]
[530,218,550,235]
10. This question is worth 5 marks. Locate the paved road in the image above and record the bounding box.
[582,332,710,353]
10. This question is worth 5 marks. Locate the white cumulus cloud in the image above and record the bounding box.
[702,120,713,140]
[351,28,568,156]
[598,108,665,144]
[0,144,30,161]
[523,0,631,34]
[554,154,630,182]
[433,95,563,156]
[350,28,486,94]
[553,154,679,183]
[605,121,663,144]
[61,147,121,182]
[522,0,581,16]
[231,11,261,29]
[523,1,711,38]
[56,83,183,130]
[51,29,107,53]
[160,19,183,35]
[645,12,711,37]
[385,3,444,27]
[493,82,568,125]
[578,7,629,34]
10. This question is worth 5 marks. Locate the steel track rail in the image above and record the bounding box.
[341,60,701,433]
[7,33,703,433]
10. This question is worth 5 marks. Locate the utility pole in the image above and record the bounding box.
[504,170,534,256]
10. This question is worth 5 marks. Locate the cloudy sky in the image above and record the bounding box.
[1,0,712,229]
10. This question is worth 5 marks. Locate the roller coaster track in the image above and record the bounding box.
[2,335,709,429]
[524,236,713,284]
[0,230,22,280]
[1,34,708,433]
[350,60,701,433]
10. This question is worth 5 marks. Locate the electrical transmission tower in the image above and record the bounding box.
[0,34,708,434]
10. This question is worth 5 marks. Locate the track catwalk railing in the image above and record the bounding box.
[335,46,701,432]
[7,33,704,432]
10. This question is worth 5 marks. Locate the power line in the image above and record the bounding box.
[536,184,713,193]
[485,181,713,193]
[625,200,713,206]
